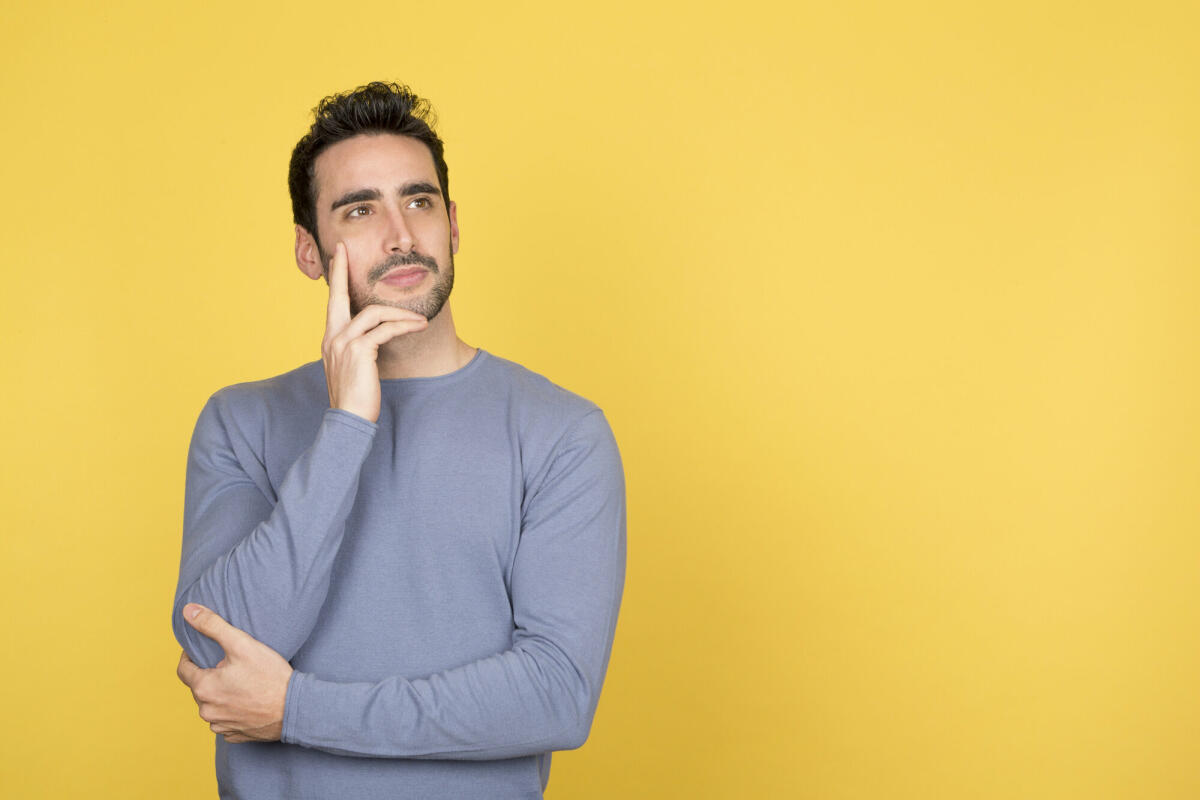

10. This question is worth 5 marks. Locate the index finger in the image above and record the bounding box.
[325,241,350,332]
[177,650,202,687]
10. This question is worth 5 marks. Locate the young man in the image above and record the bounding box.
[172,82,626,800]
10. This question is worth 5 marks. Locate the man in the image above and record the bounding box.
[172,82,626,800]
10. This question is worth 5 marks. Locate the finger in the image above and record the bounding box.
[360,319,431,349]
[177,650,202,687]
[182,604,252,653]
[325,241,351,332]
[224,734,252,744]
[335,304,428,344]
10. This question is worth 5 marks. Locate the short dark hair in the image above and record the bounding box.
[288,81,450,248]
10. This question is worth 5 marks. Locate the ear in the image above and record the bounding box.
[448,201,460,255]
[295,225,324,280]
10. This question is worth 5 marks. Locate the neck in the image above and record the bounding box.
[375,302,476,379]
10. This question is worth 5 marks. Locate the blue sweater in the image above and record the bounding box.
[172,350,626,799]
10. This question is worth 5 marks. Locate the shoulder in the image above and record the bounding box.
[477,350,600,417]
[474,350,619,472]
[207,361,324,411]
[473,350,612,443]
[475,354,624,516]
[197,361,326,439]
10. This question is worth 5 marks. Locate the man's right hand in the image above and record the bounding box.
[321,242,428,423]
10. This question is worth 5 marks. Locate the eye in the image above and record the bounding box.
[347,205,372,218]
[408,197,432,209]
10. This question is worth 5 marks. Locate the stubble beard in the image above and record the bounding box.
[324,248,455,321]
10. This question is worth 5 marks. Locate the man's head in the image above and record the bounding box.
[289,83,458,319]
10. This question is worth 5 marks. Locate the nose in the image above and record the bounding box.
[384,207,414,254]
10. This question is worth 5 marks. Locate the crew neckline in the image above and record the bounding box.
[378,347,488,388]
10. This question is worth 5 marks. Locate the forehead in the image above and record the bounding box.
[312,133,440,202]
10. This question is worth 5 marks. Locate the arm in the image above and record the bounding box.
[281,409,626,759]
[172,402,378,668]
[173,241,428,668]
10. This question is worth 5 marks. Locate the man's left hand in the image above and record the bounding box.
[176,604,293,744]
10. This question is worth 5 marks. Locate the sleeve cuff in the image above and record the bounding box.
[281,670,307,745]
[280,671,380,753]
[323,407,379,437]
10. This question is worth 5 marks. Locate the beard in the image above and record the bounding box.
[324,247,455,321]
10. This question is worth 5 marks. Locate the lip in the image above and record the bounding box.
[379,267,428,288]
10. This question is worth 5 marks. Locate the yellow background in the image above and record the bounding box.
[1,1,1196,797]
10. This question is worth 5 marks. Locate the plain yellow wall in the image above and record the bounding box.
[2,1,1197,797]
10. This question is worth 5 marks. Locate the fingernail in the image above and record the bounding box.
[185,604,201,619]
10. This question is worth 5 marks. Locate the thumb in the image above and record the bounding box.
[183,603,248,651]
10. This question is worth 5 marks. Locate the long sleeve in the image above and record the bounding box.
[280,409,626,759]
[173,395,378,668]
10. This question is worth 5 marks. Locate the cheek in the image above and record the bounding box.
[349,265,374,294]
[421,221,454,252]
[341,239,379,279]
[325,219,373,255]
[339,234,366,258]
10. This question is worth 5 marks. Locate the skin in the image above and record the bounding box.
[177,604,291,743]
[176,133,480,737]
[296,132,476,392]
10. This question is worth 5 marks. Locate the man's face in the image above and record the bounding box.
[308,133,459,319]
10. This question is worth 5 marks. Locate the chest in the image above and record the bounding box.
[270,393,529,677]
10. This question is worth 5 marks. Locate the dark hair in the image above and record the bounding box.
[288,81,450,247]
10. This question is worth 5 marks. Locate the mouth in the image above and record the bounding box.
[378,267,428,288]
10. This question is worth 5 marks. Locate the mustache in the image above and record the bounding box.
[367,251,440,283]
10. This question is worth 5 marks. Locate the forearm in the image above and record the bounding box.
[174,406,377,667]
[282,626,615,760]
[281,410,626,760]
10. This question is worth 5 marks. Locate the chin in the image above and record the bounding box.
[355,292,449,323]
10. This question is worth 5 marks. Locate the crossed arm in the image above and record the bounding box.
[176,406,625,756]
[177,603,292,744]
[174,241,427,669]
[174,243,626,757]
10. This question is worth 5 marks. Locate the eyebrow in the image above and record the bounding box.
[329,182,441,212]
[330,188,382,212]
[399,181,440,198]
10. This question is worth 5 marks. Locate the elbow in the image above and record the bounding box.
[171,596,225,669]
[556,683,596,751]
[532,712,592,753]
[546,674,599,752]
[520,638,604,752]
[556,720,592,751]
